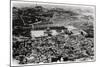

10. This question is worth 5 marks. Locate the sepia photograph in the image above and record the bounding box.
[11,0,96,66]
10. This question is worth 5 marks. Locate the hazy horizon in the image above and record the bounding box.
[11,1,95,13]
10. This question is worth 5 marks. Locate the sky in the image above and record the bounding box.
[11,1,95,13]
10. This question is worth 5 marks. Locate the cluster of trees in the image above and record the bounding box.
[13,34,94,64]
[13,6,54,26]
